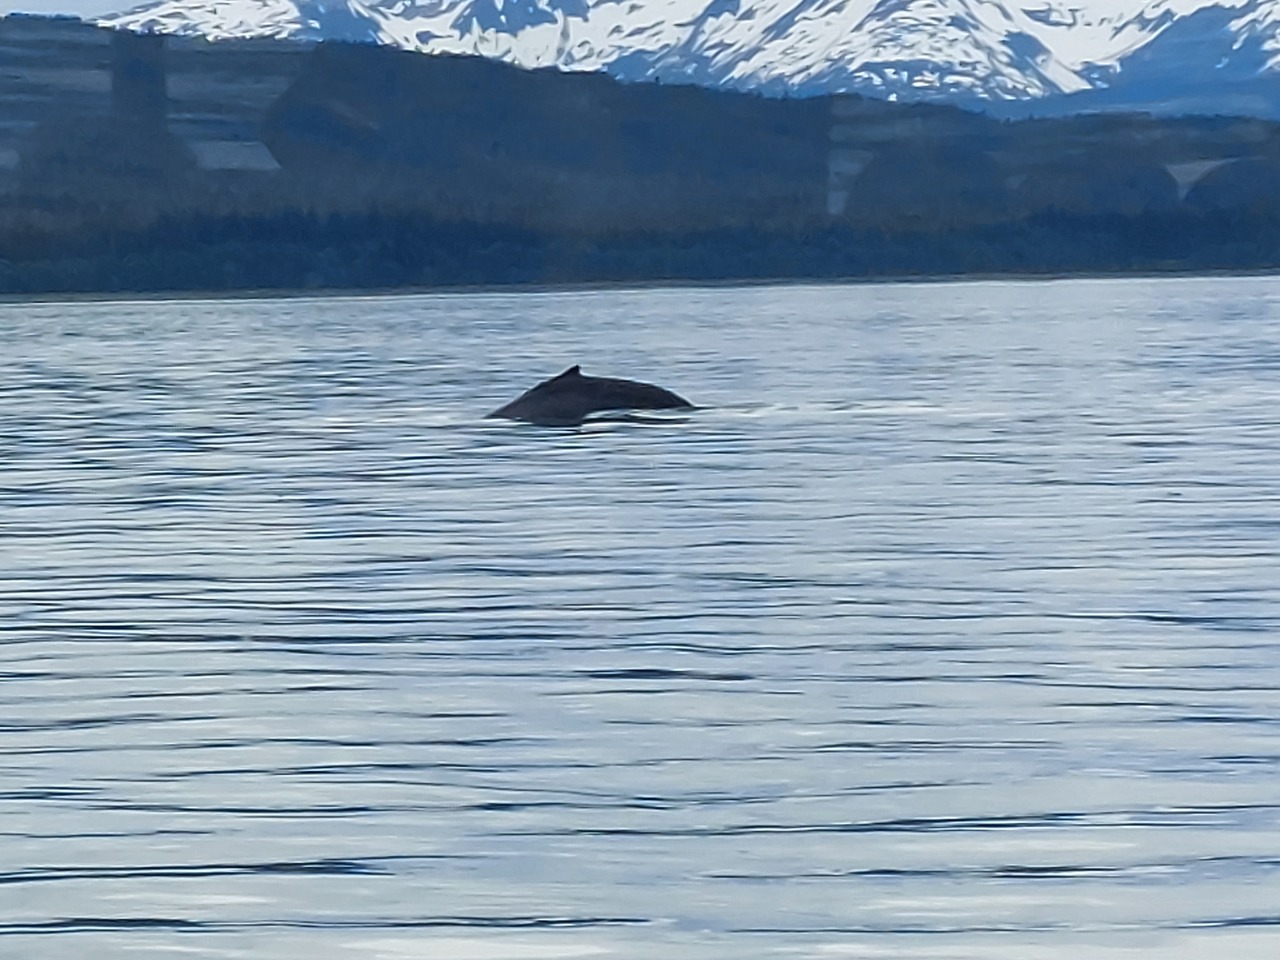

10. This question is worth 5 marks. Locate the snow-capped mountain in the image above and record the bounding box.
[97,0,1280,106]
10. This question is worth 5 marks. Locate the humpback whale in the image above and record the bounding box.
[488,365,694,426]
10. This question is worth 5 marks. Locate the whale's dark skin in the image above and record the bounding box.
[487,365,694,426]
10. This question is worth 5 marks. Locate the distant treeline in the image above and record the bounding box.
[0,205,1277,294]
[3,24,1280,293]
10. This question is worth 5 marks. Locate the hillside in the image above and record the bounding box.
[1,15,1280,293]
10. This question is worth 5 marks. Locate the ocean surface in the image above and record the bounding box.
[2,277,1279,960]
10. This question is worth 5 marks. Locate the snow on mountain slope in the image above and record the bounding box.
[96,0,1280,103]
[1230,0,1280,71]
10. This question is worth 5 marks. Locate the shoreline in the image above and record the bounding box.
[3,264,1278,307]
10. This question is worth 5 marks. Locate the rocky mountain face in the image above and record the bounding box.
[96,0,1280,113]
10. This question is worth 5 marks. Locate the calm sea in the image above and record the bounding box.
[2,277,1279,960]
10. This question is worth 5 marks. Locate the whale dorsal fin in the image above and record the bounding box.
[554,365,582,380]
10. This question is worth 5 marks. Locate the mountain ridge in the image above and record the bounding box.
[97,0,1280,112]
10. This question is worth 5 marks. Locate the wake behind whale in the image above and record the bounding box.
[488,365,694,427]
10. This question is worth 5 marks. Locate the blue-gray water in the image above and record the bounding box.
[2,277,1279,960]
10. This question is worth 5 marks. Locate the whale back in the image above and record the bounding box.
[488,366,693,426]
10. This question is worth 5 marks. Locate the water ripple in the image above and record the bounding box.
[2,279,1280,958]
